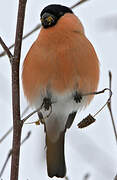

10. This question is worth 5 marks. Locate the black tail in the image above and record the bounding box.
[46,131,66,178]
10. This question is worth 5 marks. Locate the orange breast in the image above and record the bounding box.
[22,14,99,105]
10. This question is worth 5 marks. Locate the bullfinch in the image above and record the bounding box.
[22,4,99,178]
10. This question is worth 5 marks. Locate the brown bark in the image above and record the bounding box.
[10,0,27,180]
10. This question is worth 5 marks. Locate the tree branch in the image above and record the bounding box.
[0,37,13,63]
[10,0,27,180]
[71,0,90,9]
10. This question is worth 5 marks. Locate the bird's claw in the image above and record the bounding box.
[43,97,52,110]
[73,91,82,103]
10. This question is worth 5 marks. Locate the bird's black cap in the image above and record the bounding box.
[40,4,73,28]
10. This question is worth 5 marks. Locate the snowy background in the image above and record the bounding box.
[0,0,117,179]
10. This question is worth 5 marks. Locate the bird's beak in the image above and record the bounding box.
[40,13,56,28]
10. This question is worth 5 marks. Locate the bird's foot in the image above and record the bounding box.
[73,91,82,103]
[43,97,52,110]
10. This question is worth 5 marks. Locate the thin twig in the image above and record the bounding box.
[93,103,107,117]
[93,87,112,117]
[0,37,13,63]
[82,88,112,97]
[24,104,52,125]
[22,109,39,123]
[22,103,43,123]
[20,131,31,145]
[0,131,31,178]
[71,0,90,9]
[0,150,12,178]
[0,0,90,58]
[107,71,117,145]
[0,127,13,144]
[78,87,112,128]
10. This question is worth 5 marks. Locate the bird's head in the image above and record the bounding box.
[40,4,73,28]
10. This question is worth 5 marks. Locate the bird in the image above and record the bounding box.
[22,4,99,178]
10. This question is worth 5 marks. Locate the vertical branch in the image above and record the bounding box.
[107,71,117,145]
[10,0,27,180]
